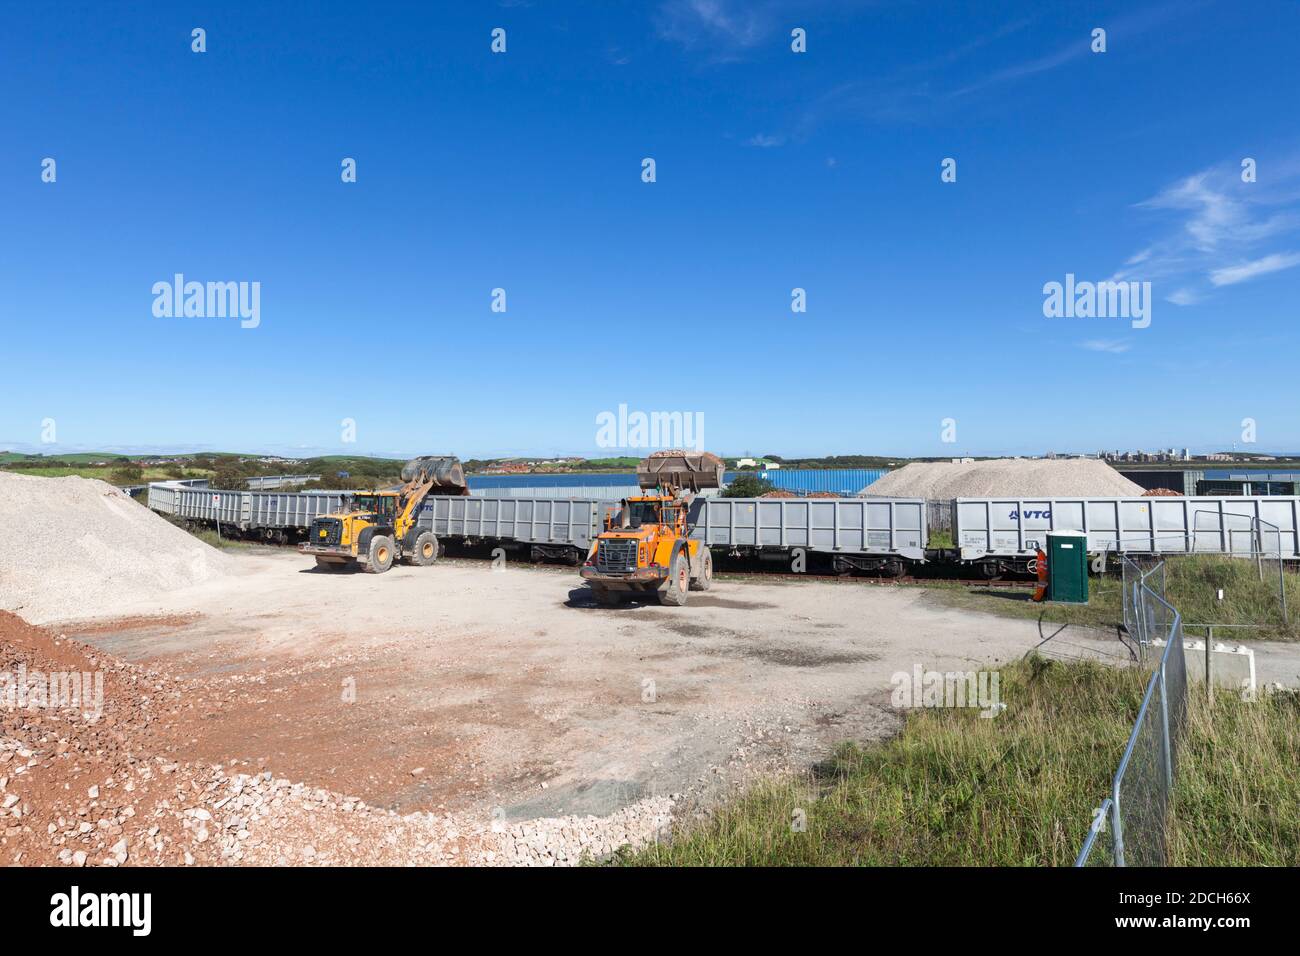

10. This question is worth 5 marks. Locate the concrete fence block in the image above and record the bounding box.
[1153,638,1256,696]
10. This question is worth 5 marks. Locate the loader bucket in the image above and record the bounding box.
[401,456,470,495]
[636,450,725,492]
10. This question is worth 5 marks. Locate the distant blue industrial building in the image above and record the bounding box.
[755,468,887,495]
[466,467,888,498]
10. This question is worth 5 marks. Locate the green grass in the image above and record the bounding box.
[926,529,954,549]
[926,554,1300,641]
[1162,556,1299,635]
[176,525,251,550]
[618,656,1300,866]
[923,575,1126,632]
[0,451,132,463]
[1,465,208,482]
[1169,687,1300,865]
[145,509,251,550]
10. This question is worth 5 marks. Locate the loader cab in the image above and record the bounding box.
[346,492,399,519]
[618,494,689,533]
[658,503,683,530]
[624,498,662,529]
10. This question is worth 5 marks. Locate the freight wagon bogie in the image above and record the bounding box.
[713,545,917,578]
[829,553,907,577]
[528,543,586,565]
[970,556,1037,579]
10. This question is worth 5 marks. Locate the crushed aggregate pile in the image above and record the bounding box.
[0,473,231,624]
[861,458,1145,499]
[0,611,672,866]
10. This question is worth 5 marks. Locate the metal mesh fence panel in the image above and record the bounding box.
[1113,672,1169,867]
[1078,577,1186,867]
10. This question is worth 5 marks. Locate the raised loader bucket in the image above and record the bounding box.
[401,456,470,495]
[636,450,725,492]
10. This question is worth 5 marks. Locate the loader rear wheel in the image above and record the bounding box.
[689,548,713,591]
[410,531,439,567]
[659,551,690,607]
[365,535,395,574]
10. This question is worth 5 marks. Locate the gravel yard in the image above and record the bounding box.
[6,481,1297,867]
[2,543,1095,866]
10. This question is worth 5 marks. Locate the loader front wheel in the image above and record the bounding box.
[365,535,395,574]
[410,531,439,567]
[689,548,713,591]
[659,551,690,607]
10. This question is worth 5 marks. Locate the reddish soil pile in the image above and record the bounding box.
[0,611,486,866]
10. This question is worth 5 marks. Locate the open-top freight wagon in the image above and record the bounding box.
[417,495,609,564]
[147,481,351,543]
[951,495,1300,577]
[147,480,931,573]
[419,494,930,574]
[688,496,927,575]
[149,479,1300,580]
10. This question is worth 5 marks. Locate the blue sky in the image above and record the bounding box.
[3,0,1299,459]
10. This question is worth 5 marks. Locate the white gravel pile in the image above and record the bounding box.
[861,458,1144,499]
[493,796,676,866]
[0,472,231,623]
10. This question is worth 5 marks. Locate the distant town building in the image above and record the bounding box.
[1102,448,1199,464]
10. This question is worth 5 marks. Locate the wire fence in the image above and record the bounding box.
[1076,556,1188,866]
[1102,523,1290,633]
[1119,554,1165,653]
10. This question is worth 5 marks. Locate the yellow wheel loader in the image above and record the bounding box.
[299,456,469,573]
[580,450,723,606]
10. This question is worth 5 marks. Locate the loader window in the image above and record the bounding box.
[354,495,396,517]
[627,501,659,527]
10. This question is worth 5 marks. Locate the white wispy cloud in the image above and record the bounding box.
[747,133,784,147]
[793,4,1192,135]
[654,0,782,59]
[1111,156,1300,302]
[1080,339,1131,354]
[1209,251,1300,286]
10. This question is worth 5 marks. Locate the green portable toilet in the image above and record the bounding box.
[1045,530,1088,603]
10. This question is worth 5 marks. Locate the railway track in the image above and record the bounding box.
[228,535,1039,587]
[714,569,1039,589]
